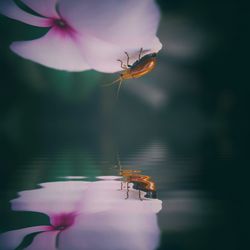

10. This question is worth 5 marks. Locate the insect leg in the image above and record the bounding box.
[139,48,143,60]
[139,190,143,201]
[117,59,127,69]
[125,182,129,199]
[124,52,132,67]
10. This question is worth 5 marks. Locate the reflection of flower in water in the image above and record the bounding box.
[0,0,162,72]
[0,178,162,250]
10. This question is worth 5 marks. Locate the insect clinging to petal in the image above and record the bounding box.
[104,48,158,97]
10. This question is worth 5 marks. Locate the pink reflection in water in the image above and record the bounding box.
[0,178,162,250]
[51,212,76,231]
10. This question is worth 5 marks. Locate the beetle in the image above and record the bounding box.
[105,48,157,97]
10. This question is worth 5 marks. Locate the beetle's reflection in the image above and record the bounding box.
[0,175,162,250]
[120,169,157,200]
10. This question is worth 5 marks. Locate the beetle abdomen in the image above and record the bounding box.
[131,58,157,78]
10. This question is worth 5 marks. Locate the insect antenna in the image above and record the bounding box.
[116,78,123,99]
[102,77,123,99]
[102,77,122,87]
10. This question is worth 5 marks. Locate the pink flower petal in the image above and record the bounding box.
[10,27,91,71]
[59,212,160,250]
[0,0,50,27]
[0,226,50,250]
[39,181,90,190]
[78,35,162,73]
[96,176,122,180]
[11,181,89,215]
[21,0,59,18]
[85,180,162,213]
[49,212,76,229]
[25,231,59,250]
[59,0,161,47]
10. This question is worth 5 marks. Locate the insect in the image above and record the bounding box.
[105,48,157,97]
[120,169,157,200]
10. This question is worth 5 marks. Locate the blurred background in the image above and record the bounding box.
[0,0,248,250]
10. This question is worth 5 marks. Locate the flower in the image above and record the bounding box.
[0,0,162,72]
[0,179,162,250]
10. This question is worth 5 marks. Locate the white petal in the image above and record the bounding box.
[59,0,161,47]
[0,0,50,27]
[0,226,50,250]
[21,0,59,18]
[10,27,91,71]
[78,34,162,73]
